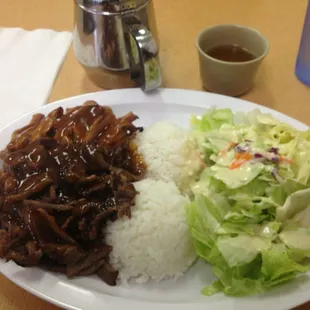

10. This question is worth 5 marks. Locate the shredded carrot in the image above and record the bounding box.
[235,153,242,160]
[241,152,253,161]
[279,156,294,164]
[230,159,246,170]
[219,142,237,156]
[230,152,253,169]
[234,152,253,162]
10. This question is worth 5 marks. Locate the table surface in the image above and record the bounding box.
[1,0,310,309]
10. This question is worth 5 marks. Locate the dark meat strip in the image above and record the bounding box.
[80,144,110,171]
[97,261,118,286]
[47,106,64,120]
[6,114,44,153]
[58,200,99,236]
[78,258,107,277]
[26,208,77,246]
[49,185,57,198]
[0,218,29,258]
[54,105,97,142]
[12,114,44,139]
[24,200,74,211]
[43,244,84,265]
[0,230,10,257]
[93,151,110,170]
[37,137,58,149]
[114,183,138,218]
[4,176,19,194]
[66,245,112,278]
[6,240,43,267]
[77,175,98,184]
[0,171,8,184]
[3,144,47,173]
[79,181,107,197]
[88,208,116,240]
[77,217,88,234]
[83,114,115,144]
[83,100,102,107]
[6,249,43,267]
[30,116,55,142]
[61,216,74,230]
[109,165,143,183]
[5,173,53,204]
[26,240,40,254]
[72,200,102,217]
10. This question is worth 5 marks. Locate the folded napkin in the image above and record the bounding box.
[0,28,72,128]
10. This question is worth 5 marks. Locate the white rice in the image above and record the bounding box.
[135,121,202,192]
[106,179,197,284]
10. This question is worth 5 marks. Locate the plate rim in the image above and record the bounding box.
[1,88,308,132]
[0,88,309,310]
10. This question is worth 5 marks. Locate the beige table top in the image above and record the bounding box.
[1,0,310,309]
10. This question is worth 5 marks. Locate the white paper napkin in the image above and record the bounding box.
[0,28,72,128]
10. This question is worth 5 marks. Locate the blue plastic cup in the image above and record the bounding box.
[295,0,310,86]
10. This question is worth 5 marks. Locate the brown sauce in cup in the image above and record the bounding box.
[206,44,256,62]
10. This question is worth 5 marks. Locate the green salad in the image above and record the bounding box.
[186,108,310,296]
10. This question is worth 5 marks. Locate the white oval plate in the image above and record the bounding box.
[0,89,309,310]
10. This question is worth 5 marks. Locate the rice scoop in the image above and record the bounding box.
[106,179,197,283]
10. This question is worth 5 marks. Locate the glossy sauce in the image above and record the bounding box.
[2,104,146,204]
[206,44,256,62]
